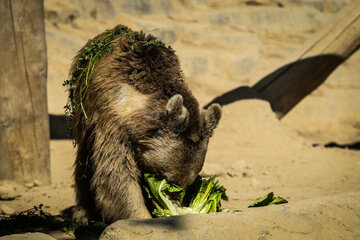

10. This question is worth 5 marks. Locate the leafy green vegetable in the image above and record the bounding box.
[268,196,288,205]
[0,204,108,239]
[143,173,185,217]
[248,192,274,207]
[0,204,76,237]
[248,192,288,207]
[185,175,228,213]
[143,173,228,218]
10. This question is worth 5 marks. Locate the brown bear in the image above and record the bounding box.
[67,25,221,224]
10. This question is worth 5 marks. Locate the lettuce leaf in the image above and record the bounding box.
[248,192,288,207]
[185,175,228,213]
[143,173,228,218]
[143,173,184,217]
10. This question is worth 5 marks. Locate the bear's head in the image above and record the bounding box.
[137,94,221,191]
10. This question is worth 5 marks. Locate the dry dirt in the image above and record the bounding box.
[1,0,359,239]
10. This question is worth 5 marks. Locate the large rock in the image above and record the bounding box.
[0,184,17,200]
[0,204,15,215]
[100,192,360,240]
[0,233,56,240]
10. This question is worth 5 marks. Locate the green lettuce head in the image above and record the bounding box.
[143,173,228,218]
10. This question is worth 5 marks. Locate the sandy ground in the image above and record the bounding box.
[1,0,360,237]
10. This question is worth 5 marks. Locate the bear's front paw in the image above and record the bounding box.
[72,205,89,225]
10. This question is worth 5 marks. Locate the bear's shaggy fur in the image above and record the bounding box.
[69,25,221,224]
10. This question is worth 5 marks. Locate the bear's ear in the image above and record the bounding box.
[165,94,189,133]
[202,104,222,137]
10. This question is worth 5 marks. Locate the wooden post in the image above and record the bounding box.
[253,0,360,118]
[0,0,51,184]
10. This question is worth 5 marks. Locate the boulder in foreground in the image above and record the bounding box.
[100,192,360,240]
[0,232,56,240]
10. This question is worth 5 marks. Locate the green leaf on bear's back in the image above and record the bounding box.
[248,192,288,207]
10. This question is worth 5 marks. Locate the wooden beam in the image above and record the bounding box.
[205,1,360,119]
[253,0,360,118]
